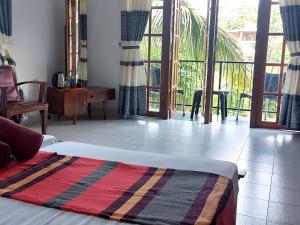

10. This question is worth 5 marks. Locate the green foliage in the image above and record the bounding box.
[149,0,244,62]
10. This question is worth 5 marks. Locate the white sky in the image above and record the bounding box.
[188,0,259,7]
[188,0,260,15]
[218,0,260,7]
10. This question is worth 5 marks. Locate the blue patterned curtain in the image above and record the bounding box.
[78,0,87,87]
[279,1,300,129]
[0,0,12,45]
[118,0,152,116]
[0,0,20,95]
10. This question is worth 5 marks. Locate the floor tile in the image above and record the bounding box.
[267,221,294,225]
[274,152,300,168]
[268,202,300,225]
[240,151,274,164]
[240,171,272,186]
[239,182,270,201]
[236,214,266,225]
[237,196,269,219]
[272,174,300,191]
[272,164,300,178]
[237,160,273,174]
[270,187,300,207]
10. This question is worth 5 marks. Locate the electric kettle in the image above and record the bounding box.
[52,72,66,89]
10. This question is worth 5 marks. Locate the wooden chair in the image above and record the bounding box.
[0,66,48,134]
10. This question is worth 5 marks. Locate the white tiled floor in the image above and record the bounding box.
[27,113,300,225]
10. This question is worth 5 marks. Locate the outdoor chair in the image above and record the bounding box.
[190,89,229,120]
[236,73,280,121]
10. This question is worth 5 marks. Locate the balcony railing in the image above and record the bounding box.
[178,60,255,117]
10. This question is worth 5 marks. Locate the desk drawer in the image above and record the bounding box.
[87,90,107,103]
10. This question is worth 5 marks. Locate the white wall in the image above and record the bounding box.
[88,0,121,109]
[12,0,65,84]
[12,0,120,109]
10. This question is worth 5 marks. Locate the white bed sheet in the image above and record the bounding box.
[0,142,239,225]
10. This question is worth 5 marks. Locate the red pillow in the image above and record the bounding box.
[0,116,43,161]
[0,67,20,102]
[0,140,12,168]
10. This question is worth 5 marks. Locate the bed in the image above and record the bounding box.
[0,142,239,225]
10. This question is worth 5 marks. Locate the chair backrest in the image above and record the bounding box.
[264,73,279,93]
[0,66,20,102]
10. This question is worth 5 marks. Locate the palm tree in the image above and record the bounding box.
[151,0,244,61]
[145,0,251,115]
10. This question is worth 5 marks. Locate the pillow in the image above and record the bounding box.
[0,116,43,161]
[0,140,12,168]
[0,67,20,102]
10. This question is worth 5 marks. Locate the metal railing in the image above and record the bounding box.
[178,60,255,116]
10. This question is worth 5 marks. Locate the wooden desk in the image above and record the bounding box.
[47,87,115,125]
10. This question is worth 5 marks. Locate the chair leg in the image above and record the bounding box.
[220,93,226,121]
[195,92,202,115]
[12,115,21,124]
[236,96,243,121]
[40,109,48,135]
[224,93,228,117]
[191,92,198,119]
[182,94,185,117]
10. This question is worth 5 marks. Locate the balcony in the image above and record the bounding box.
[173,60,276,121]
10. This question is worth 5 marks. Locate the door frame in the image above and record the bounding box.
[204,0,220,124]
[144,0,174,119]
[250,0,272,128]
[250,0,286,129]
[160,0,173,119]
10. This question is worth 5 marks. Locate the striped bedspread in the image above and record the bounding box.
[0,152,235,225]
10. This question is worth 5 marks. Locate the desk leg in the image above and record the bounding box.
[103,101,107,120]
[88,103,92,120]
[73,115,77,125]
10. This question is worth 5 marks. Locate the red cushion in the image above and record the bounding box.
[0,116,43,161]
[0,67,20,102]
[0,140,12,168]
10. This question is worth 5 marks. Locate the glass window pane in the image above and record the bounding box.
[267,36,284,63]
[145,18,149,35]
[284,44,291,64]
[151,9,163,34]
[141,37,149,60]
[144,62,149,85]
[265,66,281,74]
[152,0,163,7]
[262,95,278,122]
[281,66,288,91]
[269,4,283,33]
[264,73,280,94]
[150,63,161,87]
[150,36,162,60]
[149,89,160,112]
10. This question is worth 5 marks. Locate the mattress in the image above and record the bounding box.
[0,142,239,225]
